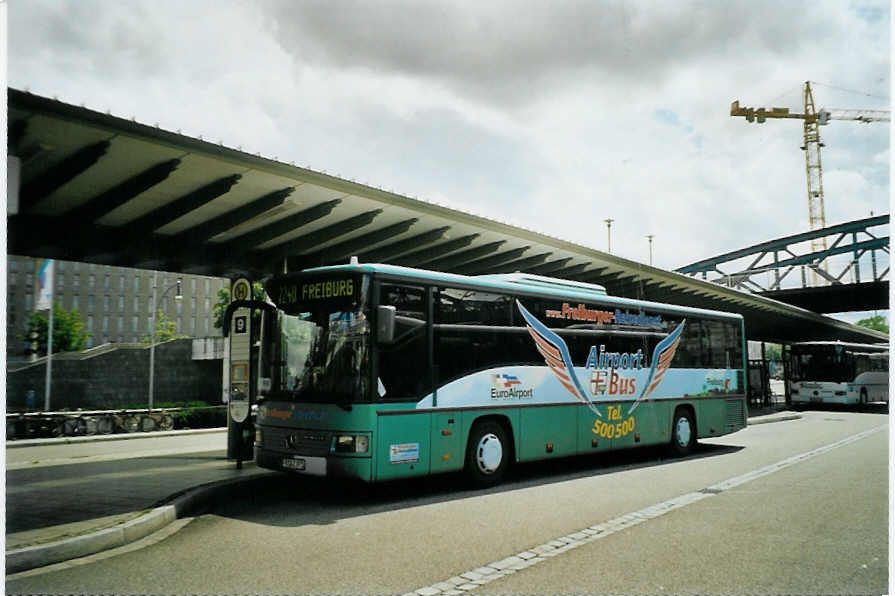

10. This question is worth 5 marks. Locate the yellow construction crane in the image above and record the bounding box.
[730,81,889,284]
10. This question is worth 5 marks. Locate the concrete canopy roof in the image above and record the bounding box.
[6,89,886,345]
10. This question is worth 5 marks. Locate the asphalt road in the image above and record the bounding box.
[6,410,889,595]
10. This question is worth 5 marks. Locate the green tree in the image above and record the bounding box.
[141,310,189,343]
[855,313,889,334]
[212,287,231,330]
[764,343,782,361]
[24,302,89,356]
[212,283,266,329]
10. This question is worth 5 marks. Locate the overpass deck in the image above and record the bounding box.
[6,88,886,345]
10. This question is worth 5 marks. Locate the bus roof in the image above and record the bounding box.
[295,262,744,322]
[791,340,889,350]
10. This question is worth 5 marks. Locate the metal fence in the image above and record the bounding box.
[6,406,226,441]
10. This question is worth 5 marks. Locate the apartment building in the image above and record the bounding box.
[6,255,228,359]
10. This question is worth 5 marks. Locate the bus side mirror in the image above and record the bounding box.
[377,305,396,344]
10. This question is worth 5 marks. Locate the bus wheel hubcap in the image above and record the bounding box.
[675,417,691,447]
[476,433,503,474]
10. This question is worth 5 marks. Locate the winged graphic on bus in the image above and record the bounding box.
[627,320,685,414]
[516,300,601,417]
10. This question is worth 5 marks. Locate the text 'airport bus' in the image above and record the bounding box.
[789,341,889,406]
[242,263,748,487]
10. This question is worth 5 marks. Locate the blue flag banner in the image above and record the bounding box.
[36,259,54,310]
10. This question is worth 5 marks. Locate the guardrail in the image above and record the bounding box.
[5,406,227,441]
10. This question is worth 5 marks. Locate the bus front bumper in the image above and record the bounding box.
[791,391,859,405]
[255,446,373,482]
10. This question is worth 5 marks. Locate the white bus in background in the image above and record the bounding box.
[789,341,889,406]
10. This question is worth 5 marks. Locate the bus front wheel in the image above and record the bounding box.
[465,420,509,488]
[860,388,868,405]
[670,408,695,457]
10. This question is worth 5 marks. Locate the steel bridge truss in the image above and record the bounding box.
[676,214,889,293]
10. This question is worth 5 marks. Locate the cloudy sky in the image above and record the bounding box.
[5,1,891,319]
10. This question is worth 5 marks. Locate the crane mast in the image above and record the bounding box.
[730,81,890,286]
[802,82,827,260]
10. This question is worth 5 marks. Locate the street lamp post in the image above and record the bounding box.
[646,234,654,266]
[604,219,614,254]
[149,271,182,413]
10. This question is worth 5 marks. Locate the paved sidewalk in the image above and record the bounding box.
[5,431,275,574]
[8,451,244,536]
[5,409,801,575]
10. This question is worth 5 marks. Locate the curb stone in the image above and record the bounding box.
[747,413,802,425]
[5,469,273,574]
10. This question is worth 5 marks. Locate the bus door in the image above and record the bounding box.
[782,345,792,406]
[374,283,437,480]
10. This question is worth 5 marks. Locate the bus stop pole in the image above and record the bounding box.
[226,278,253,465]
[44,297,54,411]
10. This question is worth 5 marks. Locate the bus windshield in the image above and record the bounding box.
[265,307,370,405]
[260,272,370,405]
[791,346,854,383]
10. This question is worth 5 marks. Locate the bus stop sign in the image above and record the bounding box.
[229,278,252,425]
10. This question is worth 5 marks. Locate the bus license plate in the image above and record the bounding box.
[282,457,306,471]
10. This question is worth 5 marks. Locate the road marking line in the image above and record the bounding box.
[407,425,886,596]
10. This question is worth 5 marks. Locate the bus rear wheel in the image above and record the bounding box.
[670,408,695,457]
[465,420,509,488]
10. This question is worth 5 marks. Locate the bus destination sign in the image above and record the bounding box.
[267,274,361,312]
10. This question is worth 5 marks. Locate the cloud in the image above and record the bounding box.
[259,1,885,109]
[7,0,889,271]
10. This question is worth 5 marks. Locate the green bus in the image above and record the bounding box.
[244,263,747,487]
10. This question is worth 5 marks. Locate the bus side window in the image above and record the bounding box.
[855,354,870,375]
[434,288,514,386]
[669,319,701,368]
[671,319,743,371]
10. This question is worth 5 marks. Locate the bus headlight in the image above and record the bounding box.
[334,434,369,453]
